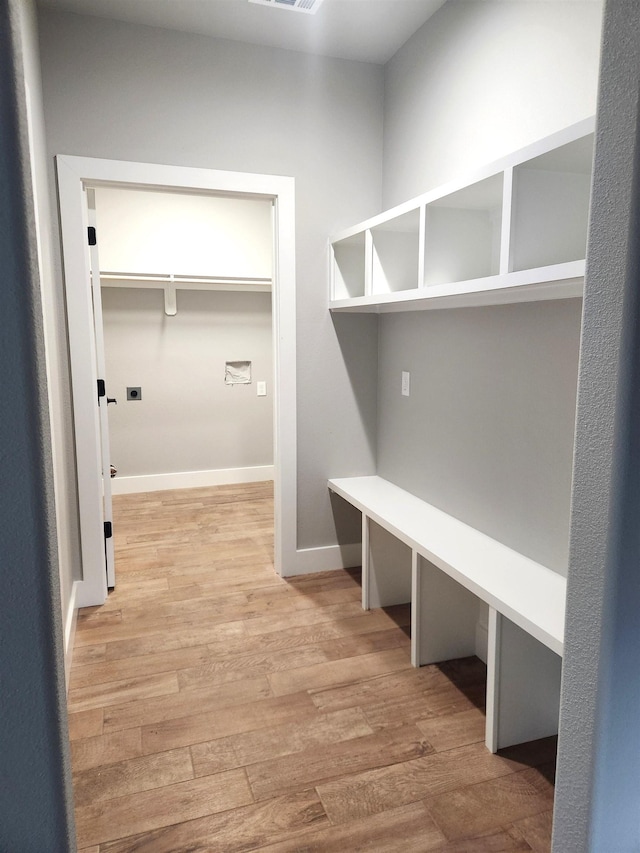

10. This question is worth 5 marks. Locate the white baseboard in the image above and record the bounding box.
[64,581,80,693]
[111,465,275,495]
[281,542,362,577]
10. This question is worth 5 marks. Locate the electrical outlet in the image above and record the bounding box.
[127,387,142,401]
[401,371,410,397]
[257,381,267,397]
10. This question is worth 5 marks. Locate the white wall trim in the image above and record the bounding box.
[63,580,80,692]
[111,466,274,495]
[56,156,296,606]
[284,542,362,577]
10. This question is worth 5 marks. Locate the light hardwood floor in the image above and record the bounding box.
[68,482,556,852]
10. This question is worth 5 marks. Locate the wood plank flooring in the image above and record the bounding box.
[68,482,555,852]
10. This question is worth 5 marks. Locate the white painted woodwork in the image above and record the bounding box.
[330,261,585,313]
[361,511,370,610]
[100,273,272,316]
[87,194,115,589]
[499,167,514,275]
[329,474,566,752]
[325,118,589,757]
[486,609,562,752]
[111,465,275,495]
[329,117,594,312]
[329,475,566,655]
[56,157,108,609]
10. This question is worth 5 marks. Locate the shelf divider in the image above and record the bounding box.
[500,166,514,275]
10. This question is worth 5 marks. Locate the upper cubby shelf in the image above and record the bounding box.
[329,117,595,313]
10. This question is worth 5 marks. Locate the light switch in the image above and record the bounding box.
[401,371,410,397]
[257,381,267,397]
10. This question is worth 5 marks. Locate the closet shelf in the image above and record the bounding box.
[329,117,594,313]
[330,260,585,313]
[99,271,272,316]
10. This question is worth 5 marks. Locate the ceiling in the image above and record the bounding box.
[36,0,449,64]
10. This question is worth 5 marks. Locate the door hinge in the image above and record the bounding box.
[88,226,97,246]
[104,521,113,539]
[97,378,106,400]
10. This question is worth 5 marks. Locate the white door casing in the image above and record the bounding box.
[56,156,296,607]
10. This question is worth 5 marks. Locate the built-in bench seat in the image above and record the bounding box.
[328,475,566,752]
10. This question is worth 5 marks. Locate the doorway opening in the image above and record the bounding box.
[56,156,296,608]
[94,186,275,589]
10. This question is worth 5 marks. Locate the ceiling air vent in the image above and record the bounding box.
[249,0,325,14]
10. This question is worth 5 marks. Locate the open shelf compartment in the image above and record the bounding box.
[328,119,594,313]
[371,207,421,295]
[332,231,367,300]
[510,134,594,272]
[424,173,504,287]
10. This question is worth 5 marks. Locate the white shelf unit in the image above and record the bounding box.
[329,476,564,753]
[329,117,595,313]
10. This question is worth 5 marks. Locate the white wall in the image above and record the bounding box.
[374,2,602,573]
[383,0,603,208]
[95,188,273,278]
[102,287,274,481]
[38,9,383,553]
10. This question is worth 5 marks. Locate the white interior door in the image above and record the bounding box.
[87,189,116,589]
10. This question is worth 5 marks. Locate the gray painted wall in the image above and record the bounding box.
[0,0,75,848]
[375,2,602,573]
[37,8,383,556]
[21,0,81,646]
[103,288,274,477]
[377,302,582,572]
[96,187,274,480]
[553,2,640,849]
[383,0,603,208]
